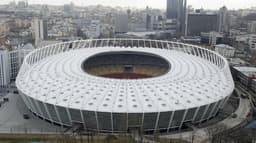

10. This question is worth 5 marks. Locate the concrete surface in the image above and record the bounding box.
[0,93,64,134]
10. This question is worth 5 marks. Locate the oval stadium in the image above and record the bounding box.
[16,39,234,134]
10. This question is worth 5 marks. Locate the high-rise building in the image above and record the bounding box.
[17,0,28,9]
[167,0,179,19]
[87,20,101,38]
[34,19,48,46]
[248,21,256,33]
[146,7,152,31]
[0,48,10,87]
[218,6,229,33]
[0,44,33,87]
[187,14,218,36]
[115,13,129,33]
[64,2,75,14]
[166,0,187,34]
[145,7,164,31]
[145,6,151,31]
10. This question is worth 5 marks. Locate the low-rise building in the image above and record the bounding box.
[231,66,256,92]
[201,31,223,46]
[249,34,256,50]
[215,44,235,58]
[228,58,248,66]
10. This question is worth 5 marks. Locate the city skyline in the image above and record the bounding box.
[0,0,255,10]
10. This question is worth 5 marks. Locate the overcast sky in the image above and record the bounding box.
[0,0,255,10]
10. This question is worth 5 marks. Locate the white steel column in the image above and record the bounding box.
[66,107,72,125]
[154,112,160,133]
[95,111,100,132]
[80,110,87,130]
[54,105,63,126]
[192,107,200,123]
[43,102,54,123]
[179,109,188,130]
[111,112,114,133]
[207,102,219,120]
[200,104,210,123]
[167,111,174,133]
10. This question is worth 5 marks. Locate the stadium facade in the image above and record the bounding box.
[16,39,234,133]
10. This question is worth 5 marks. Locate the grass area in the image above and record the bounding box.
[0,134,189,143]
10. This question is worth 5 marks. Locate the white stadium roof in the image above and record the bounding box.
[17,46,233,113]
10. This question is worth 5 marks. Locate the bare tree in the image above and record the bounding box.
[189,130,196,143]
[204,123,228,143]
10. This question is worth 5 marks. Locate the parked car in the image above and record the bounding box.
[3,98,9,102]
[23,114,30,119]
[13,91,19,94]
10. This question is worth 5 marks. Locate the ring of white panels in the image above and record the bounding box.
[16,39,234,133]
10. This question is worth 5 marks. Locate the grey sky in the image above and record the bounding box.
[0,0,255,10]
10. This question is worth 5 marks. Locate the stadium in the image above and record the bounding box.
[16,39,234,134]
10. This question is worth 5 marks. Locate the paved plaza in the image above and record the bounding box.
[0,93,64,134]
